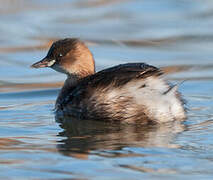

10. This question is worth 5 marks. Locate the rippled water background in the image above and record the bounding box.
[1,0,213,179]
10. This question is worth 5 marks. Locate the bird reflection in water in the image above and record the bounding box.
[56,117,185,159]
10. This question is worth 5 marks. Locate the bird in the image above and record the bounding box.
[31,38,186,124]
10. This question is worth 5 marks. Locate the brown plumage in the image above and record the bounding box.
[31,38,186,123]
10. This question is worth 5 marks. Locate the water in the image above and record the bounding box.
[1,0,213,179]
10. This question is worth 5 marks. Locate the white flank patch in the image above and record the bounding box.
[93,76,185,122]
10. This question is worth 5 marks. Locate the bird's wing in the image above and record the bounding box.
[58,63,162,108]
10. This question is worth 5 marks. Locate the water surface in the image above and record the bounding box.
[1,0,213,179]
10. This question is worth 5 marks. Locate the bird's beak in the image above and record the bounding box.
[31,58,56,68]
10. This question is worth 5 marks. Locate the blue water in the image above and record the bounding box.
[1,0,213,179]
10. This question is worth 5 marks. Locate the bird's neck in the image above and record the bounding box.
[66,67,95,86]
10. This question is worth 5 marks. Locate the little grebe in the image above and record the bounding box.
[31,38,185,123]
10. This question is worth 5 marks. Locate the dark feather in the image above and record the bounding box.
[57,63,162,113]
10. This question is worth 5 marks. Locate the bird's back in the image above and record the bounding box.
[55,63,186,123]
